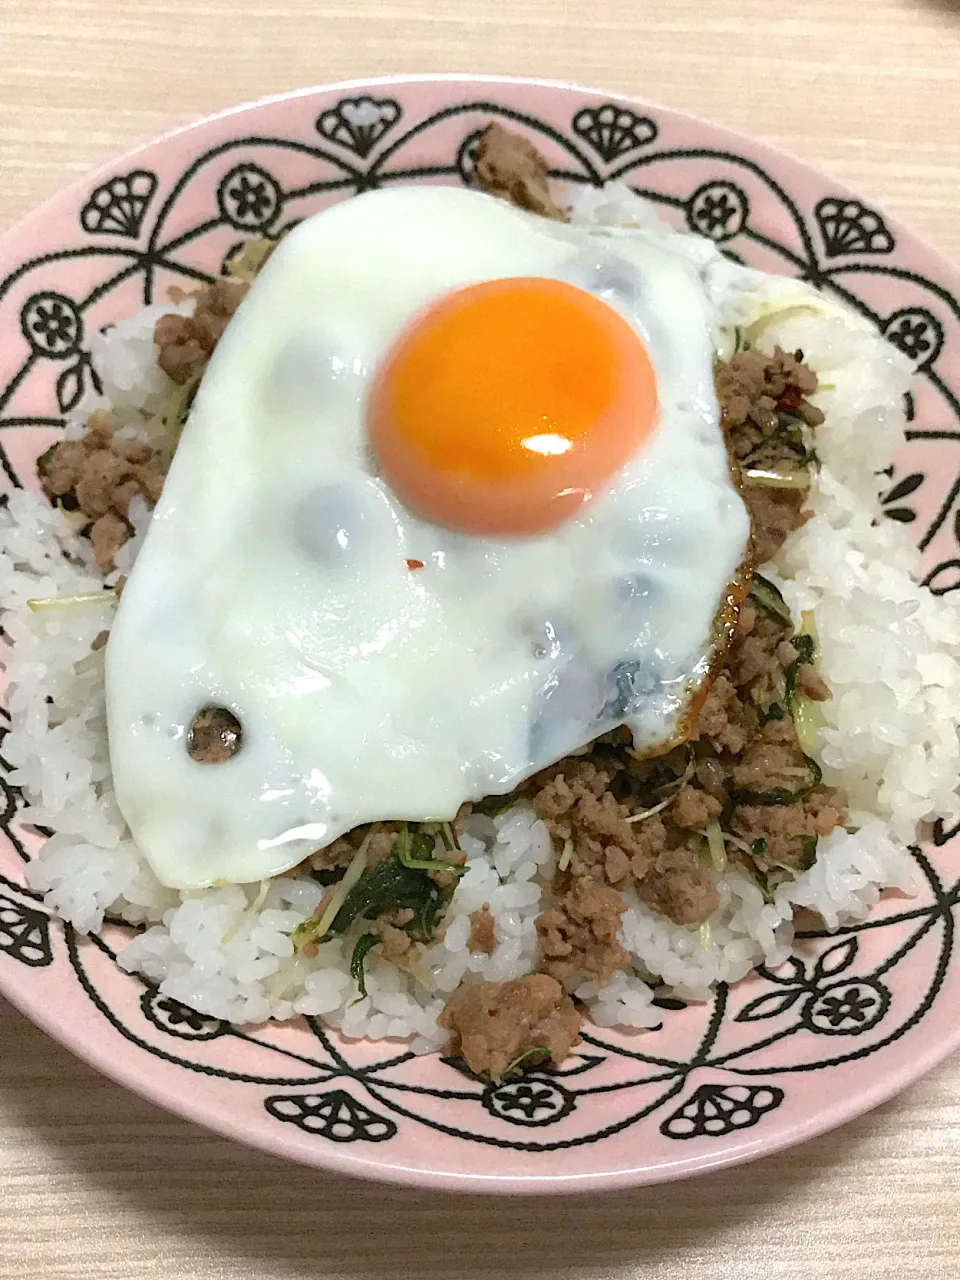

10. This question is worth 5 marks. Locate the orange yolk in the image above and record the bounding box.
[367,277,659,536]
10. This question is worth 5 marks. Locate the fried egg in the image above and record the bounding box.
[106,185,750,889]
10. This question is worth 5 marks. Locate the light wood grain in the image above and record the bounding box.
[2,1,960,1274]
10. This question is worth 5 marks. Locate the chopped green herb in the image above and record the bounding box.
[36,444,57,476]
[751,838,768,855]
[470,794,516,818]
[784,633,816,704]
[393,825,465,877]
[349,932,381,1001]
[758,702,786,724]
[732,753,822,806]
[310,867,342,887]
[748,574,793,626]
[324,827,457,944]
[798,835,818,870]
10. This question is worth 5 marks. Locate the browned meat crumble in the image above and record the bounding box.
[467,906,496,955]
[535,876,629,987]
[437,974,582,1080]
[473,123,568,222]
[37,411,167,569]
[153,279,248,385]
[717,345,825,564]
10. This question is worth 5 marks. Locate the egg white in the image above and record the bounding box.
[106,186,750,889]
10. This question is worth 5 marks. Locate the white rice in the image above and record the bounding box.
[3,186,959,1048]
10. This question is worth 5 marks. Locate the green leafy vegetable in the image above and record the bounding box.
[798,835,818,870]
[310,867,342,887]
[326,826,459,944]
[470,794,517,819]
[748,574,793,627]
[393,825,465,876]
[627,744,695,811]
[784,633,817,706]
[758,702,786,725]
[349,933,381,1000]
[732,753,823,806]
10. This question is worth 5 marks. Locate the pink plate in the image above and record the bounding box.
[1,75,958,1194]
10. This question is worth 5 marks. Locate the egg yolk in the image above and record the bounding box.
[367,277,659,536]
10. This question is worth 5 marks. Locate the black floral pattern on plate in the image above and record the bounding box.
[686,181,749,242]
[572,104,657,162]
[80,170,158,238]
[265,1090,397,1142]
[217,164,283,232]
[884,308,944,371]
[815,197,895,256]
[140,989,228,1040]
[660,1084,784,1139]
[0,895,53,968]
[482,1077,575,1126]
[316,96,402,158]
[880,471,924,523]
[20,293,82,358]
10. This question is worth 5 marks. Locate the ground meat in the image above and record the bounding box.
[531,758,662,892]
[643,847,720,926]
[796,664,831,701]
[671,785,723,829]
[37,411,168,569]
[88,511,130,570]
[186,705,243,764]
[743,489,809,566]
[369,908,417,966]
[715,345,824,562]
[310,836,357,874]
[467,906,496,955]
[689,673,748,755]
[716,346,823,445]
[473,123,567,221]
[38,276,252,567]
[90,629,110,652]
[732,788,846,873]
[309,825,400,874]
[438,974,581,1080]
[535,876,629,988]
[154,279,248,385]
[524,564,846,930]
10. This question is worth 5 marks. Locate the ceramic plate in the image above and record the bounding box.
[1,75,958,1194]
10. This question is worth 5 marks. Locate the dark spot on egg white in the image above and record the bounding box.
[187,705,243,764]
[603,660,659,719]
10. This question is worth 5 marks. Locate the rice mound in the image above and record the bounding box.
[2,187,958,1048]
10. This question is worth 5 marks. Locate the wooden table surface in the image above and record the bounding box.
[2,0,959,1275]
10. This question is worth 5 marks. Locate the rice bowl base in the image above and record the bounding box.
[0,76,959,1192]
